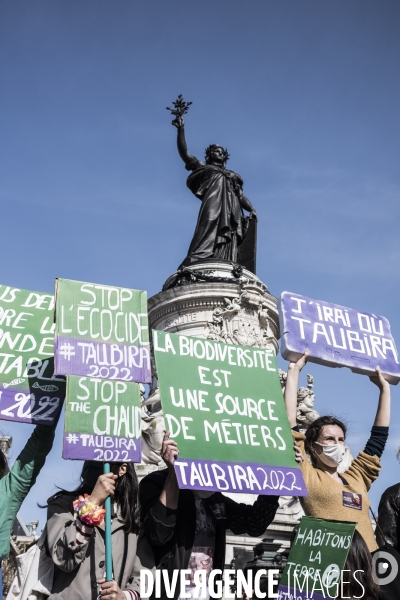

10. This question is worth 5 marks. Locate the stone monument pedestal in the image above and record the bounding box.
[150,260,279,352]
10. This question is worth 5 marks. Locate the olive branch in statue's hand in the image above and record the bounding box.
[166,94,192,128]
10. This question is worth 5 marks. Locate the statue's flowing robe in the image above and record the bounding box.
[180,157,244,266]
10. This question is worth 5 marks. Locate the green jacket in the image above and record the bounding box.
[0,424,55,561]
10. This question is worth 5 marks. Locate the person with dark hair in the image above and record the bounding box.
[139,432,282,600]
[284,351,391,551]
[172,115,257,267]
[376,460,400,551]
[339,529,380,600]
[0,424,56,562]
[45,461,153,600]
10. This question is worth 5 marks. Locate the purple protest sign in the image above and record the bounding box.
[0,388,63,425]
[277,586,325,600]
[63,433,141,462]
[174,459,308,496]
[279,291,400,384]
[54,337,151,383]
[0,284,65,425]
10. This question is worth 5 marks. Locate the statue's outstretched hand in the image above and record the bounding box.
[172,116,184,128]
[250,209,258,221]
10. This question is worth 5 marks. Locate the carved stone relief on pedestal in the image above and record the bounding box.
[206,289,276,350]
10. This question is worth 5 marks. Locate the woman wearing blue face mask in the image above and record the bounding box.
[284,351,391,552]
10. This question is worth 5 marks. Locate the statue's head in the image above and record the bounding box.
[205,144,230,166]
[297,387,315,408]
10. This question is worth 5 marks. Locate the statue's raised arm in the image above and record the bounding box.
[174,118,196,168]
[166,95,197,168]
[167,95,257,272]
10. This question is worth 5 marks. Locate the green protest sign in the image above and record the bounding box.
[277,516,356,600]
[0,284,65,425]
[63,375,142,462]
[153,330,307,495]
[54,278,151,383]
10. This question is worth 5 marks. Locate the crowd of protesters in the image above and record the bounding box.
[0,352,399,600]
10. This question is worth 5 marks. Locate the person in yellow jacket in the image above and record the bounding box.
[284,350,391,552]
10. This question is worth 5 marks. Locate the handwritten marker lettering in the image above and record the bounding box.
[55,279,151,384]
[279,291,400,384]
[154,330,307,497]
[0,284,65,425]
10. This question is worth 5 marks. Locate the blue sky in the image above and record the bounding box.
[0,0,399,528]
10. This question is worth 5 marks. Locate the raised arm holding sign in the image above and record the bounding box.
[284,352,391,551]
[0,422,56,562]
[0,284,62,562]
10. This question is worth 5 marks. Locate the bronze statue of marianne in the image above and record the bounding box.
[167,96,257,271]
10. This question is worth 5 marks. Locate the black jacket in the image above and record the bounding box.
[377,483,400,550]
[139,469,279,600]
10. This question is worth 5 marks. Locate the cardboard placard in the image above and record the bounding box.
[63,375,142,462]
[0,284,65,425]
[153,330,307,496]
[277,516,356,600]
[279,291,400,384]
[54,278,151,383]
